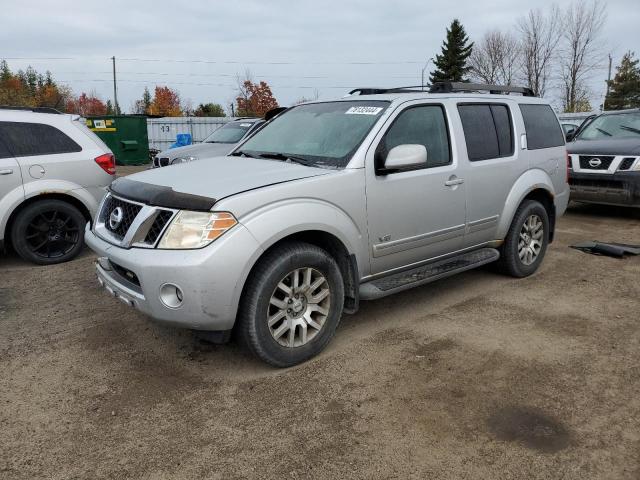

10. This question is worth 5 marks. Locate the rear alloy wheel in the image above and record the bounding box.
[11,199,86,265]
[237,241,344,367]
[496,200,549,278]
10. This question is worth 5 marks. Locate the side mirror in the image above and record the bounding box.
[565,129,576,142]
[382,144,427,172]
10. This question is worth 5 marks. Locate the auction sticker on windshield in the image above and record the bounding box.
[345,106,384,115]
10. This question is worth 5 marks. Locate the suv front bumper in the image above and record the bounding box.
[569,171,640,207]
[85,223,263,331]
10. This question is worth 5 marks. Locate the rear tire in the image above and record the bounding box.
[496,200,549,278]
[237,241,344,367]
[10,199,86,265]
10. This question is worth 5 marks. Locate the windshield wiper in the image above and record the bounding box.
[229,150,260,158]
[595,127,612,136]
[258,152,316,167]
[620,125,640,135]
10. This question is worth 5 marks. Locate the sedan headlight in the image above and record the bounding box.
[171,156,197,165]
[158,211,237,249]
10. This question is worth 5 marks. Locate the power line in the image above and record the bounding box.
[117,57,426,65]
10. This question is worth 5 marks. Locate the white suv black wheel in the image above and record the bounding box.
[237,241,344,367]
[11,199,86,265]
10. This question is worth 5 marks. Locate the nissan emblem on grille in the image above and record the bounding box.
[588,158,602,168]
[109,207,124,230]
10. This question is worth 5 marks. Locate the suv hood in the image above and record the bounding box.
[111,156,332,209]
[568,137,640,156]
[158,142,235,160]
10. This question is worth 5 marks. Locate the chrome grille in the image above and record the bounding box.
[579,155,614,170]
[100,195,142,240]
[144,210,174,245]
[619,158,636,171]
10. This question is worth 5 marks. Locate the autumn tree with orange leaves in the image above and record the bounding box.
[66,92,108,116]
[0,60,72,110]
[236,80,278,117]
[148,86,182,117]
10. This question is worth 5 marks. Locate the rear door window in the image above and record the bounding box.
[0,121,82,157]
[458,104,514,161]
[519,104,565,149]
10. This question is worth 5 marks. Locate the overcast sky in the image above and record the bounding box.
[1,0,637,113]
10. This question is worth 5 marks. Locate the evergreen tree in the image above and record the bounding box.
[106,99,114,115]
[429,19,474,84]
[605,52,640,110]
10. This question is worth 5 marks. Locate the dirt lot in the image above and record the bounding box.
[1,178,640,478]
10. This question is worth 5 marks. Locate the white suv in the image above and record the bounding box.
[0,106,114,264]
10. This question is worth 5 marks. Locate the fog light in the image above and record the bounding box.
[159,283,184,309]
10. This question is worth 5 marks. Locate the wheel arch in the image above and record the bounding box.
[498,170,557,243]
[238,230,360,316]
[4,193,91,250]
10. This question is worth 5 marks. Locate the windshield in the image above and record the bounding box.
[237,101,390,169]
[204,121,256,143]
[578,112,640,140]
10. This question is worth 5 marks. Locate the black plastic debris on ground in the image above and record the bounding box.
[570,241,640,258]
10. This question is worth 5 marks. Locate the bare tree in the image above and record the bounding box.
[517,7,561,97]
[235,69,254,108]
[469,29,520,85]
[293,89,320,105]
[559,0,606,112]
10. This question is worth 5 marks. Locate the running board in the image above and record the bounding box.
[359,248,500,300]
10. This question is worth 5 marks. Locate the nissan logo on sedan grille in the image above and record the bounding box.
[109,206,124,230]
[588,157,602,168]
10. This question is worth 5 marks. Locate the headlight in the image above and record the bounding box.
[171,156,197,165]
[158,211,237,249]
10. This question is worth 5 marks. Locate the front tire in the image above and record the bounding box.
[10,199,86,265]
[237,241,344,367]
[496,200,550,278]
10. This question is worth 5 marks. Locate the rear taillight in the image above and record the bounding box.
[95,153,115,175]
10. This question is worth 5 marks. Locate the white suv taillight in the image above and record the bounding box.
[95,153,115,175]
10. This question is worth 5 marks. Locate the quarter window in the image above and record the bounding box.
[519,104,565,149]
[0,121,82,157]
[378,105,451,170]
[458,104,514,161]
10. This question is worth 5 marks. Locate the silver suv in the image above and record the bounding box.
[0,106,114,264]
[86,83,569,366]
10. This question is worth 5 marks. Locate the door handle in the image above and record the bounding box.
[0,169,13,175]
[444,178,464,186]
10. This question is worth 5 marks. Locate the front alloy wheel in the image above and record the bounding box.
[268,267,331,348]
[237,241,344,367]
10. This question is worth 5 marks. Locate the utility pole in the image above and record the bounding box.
[603,54,612,111]
[111,56,119,114]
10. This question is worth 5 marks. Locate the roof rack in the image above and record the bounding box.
[348,82,536,97]
[429,82,535,96]
[348,86,427,95]
[0,105,62,114]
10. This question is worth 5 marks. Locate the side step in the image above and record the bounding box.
[359,248,500,300]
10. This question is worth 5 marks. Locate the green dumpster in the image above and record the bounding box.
[86,115,150,166]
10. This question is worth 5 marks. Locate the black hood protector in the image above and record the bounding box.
[110,177,217,211]
[568,137,640,156]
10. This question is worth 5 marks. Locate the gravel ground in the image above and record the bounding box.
[1,175,639,479]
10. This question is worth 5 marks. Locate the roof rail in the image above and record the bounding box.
[429,82,535,97]
[0,105,63,114]
[348,86,427,95]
